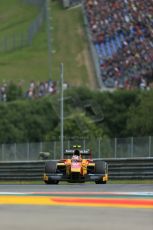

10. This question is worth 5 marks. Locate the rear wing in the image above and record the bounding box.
[64,149,92,158]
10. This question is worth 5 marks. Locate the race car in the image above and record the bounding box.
[43,145,108,184]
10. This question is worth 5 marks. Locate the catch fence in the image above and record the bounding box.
[0,136,153,161]
[0,0,46,53]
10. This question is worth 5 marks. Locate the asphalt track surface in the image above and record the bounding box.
[0,184,153,230]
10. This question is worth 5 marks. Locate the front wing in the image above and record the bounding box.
[43,172,108,183]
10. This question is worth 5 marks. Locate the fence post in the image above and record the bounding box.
[20,32,24,48]
[98,138,101,158]
[83,139,86,149]
[2,144,4,161]
[4,36,8,51]
[114,138,117,158]
[40,142,43,153]
[27,142,30,160]
[53,141,56,159]
[149,136,151,158]
[131,137,134,158]
[14,143,17,161]
[28,26,33,46]
[67,140,70,149]
[13,33,16,50]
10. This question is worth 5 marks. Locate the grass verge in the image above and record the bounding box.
[0,1,96,89]
[0,180,152,185]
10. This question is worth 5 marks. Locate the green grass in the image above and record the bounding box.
[0,0,38,36]
[0,180,152,185]
[0,1,94,89]
[108,180,153,184]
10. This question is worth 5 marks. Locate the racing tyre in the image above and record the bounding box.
[94,160,108,184]
[44,161,59,185]
[45,161,57,173]
[44,179,59,185]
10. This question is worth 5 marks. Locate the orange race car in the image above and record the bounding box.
[43,145,108,184]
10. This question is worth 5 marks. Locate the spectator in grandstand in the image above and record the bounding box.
[84,0,153,89]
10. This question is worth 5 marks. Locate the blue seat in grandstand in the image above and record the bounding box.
[100,43,107,58]
[140,35,145,42]
[119,33,124,43]
[99,59,103,65]
[130,27,136,35]
[115,34,122,48]
[95,44,104,64]
[111,38,118,53]
[95,44,101,56]
[105,41,112,57]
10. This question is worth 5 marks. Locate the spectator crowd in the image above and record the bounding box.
[0,79,57,102]
[25,80,57,99]
[84,0,153,89]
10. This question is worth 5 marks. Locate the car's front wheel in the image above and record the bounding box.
[94,160,108,184]
[44,161,59,185]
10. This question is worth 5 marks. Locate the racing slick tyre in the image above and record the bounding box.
[94,160,108,184]
[44,161,59,184]
[44,179,59,185]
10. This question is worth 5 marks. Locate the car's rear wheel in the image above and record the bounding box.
[95,180,106,184]
[44,161,59,185]
[45,161,57,173]
[44,179,59,185]
[94,160,108,184]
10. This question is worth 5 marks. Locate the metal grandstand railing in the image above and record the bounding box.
[81,3,104,89]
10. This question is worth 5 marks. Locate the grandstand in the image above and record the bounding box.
[83,0,153,90]
[1,0,153,92]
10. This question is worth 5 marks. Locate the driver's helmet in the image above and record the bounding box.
[74,149,80,156]
[72,145,82,160]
